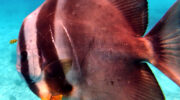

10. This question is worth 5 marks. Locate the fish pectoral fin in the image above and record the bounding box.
[50,95,63,100]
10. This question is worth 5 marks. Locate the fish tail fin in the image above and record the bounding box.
[145,1,180,86]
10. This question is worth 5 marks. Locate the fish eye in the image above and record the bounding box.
[21,51,28,62]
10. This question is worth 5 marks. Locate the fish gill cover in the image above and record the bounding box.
[0,0,179,100]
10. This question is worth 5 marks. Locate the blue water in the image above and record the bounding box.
[0,0,179,100]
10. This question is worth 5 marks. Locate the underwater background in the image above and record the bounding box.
[0,0,179,100]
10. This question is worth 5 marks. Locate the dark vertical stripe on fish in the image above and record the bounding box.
[36,0,59,66]
[36,0,66,78]
[36,0,73,95]
[18,23,39,96]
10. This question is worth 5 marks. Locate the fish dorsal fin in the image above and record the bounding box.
[109,0,148,36]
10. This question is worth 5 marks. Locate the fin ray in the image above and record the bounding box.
[124,63,164,100]
[146,1,180,86]
[162,30,180,40]
[109,0,148,36]
[81,63,164,100]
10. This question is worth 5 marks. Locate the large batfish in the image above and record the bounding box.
[16,0,180,100]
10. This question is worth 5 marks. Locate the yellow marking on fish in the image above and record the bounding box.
[60,58,72,74]
[51,95,63,100]
[41,94,51,100]
[41,98,50,100]
[9,39,18,44]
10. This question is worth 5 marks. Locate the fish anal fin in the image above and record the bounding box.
[109,0,148,36]
[146,1,180,86]
[124,63,164,100]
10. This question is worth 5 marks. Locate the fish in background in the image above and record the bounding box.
[10,39,18,44]
[16,0,180,100]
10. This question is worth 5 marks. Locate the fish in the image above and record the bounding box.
[16,0,180,100]
[10,39,18,44]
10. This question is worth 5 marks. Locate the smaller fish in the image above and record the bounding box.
[10,39,18,44]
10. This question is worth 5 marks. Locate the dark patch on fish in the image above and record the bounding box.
[18,23,39,96]
[36,0,72,95]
